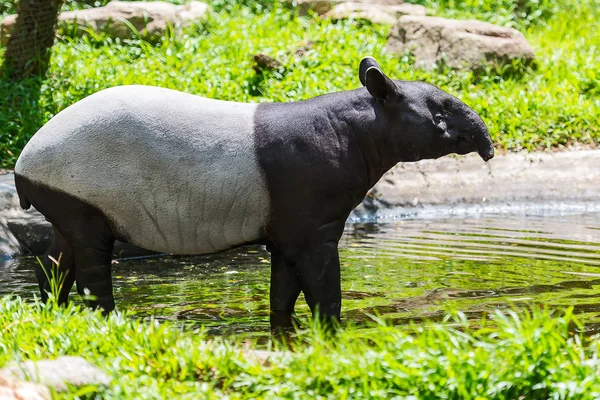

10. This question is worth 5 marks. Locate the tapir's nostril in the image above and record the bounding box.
[479,145,495,162]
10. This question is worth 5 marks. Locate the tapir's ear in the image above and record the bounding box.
[364,66,396,102]
[359,56,380,86]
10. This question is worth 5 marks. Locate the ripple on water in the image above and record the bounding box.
[1,213,600,337]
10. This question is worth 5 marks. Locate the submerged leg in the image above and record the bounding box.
[74,244,115,313]
[65,213,116,314]
[270,250,302,329]
[15,174,116,312]
[36,225,75,305]
[295,240,342,322]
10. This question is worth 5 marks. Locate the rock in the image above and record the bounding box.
[253,54,284,73]
[324,2,426,24]
[1,1,210,45]
[0,223,19,256]
[289,0,427,25]
[0,173,30,255]
[293,0,417,16]
[0,173,19,212]
[7,216,53,255]
[351,150,600,220]
[0,356,110,392]
[0,173,54,256]
[385,15,536,70]
[0,375,51,400]
[292,40,314,59]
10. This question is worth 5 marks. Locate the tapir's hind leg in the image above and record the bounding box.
[15,174,116,313]
[37,225,75,305]
[67,215,116,313]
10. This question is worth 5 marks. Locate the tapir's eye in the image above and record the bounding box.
[434,113,447,131]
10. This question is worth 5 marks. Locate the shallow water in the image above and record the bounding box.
[2,213,600,337]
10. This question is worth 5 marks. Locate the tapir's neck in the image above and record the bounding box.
[254,88,408,222]
[303,89,400,187]
[254,88,407,205]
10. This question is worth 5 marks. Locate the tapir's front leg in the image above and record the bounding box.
[295,240,342,322]
[269,250,302,328]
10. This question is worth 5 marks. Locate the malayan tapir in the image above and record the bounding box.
[14,57,494,327]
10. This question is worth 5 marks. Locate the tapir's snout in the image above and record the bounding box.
[479,142,495,161]
[445,98,494,162]
[452,113,494,161]
[474,126,494,162]
[468,110,494,162]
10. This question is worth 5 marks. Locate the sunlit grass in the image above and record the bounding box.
[1,295,599,398]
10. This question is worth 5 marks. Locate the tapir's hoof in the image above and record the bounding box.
[270,311,301,330]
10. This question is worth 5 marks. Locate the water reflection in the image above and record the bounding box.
[1,213,600,337]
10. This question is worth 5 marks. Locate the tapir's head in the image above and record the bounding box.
[359,57,494,162]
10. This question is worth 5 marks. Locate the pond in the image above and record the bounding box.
[2,213,600,338]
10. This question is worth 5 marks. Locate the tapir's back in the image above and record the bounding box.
[15,85,270,254]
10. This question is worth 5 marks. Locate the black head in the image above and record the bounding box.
[359,57,494,162]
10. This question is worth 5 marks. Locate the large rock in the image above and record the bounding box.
[324,2,426,24]
[0,375,50,400]
[0,356,110,392]
[0,173,28,255]
[293,0,424,17]
[1,1,210,44]
[386,15,536,70]
[6,217,52,256]
[351,150,600,220]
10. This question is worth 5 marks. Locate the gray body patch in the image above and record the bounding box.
[15,85,269,254]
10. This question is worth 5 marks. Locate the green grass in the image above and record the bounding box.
[1,295,600,398]
[0,0,599,167]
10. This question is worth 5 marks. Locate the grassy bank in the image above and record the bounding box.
[0,0,599,167]
[1,295,599,398]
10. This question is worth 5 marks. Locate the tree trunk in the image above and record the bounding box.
[1,0,64,80]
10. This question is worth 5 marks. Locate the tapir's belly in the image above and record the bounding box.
[15,85,271,254]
